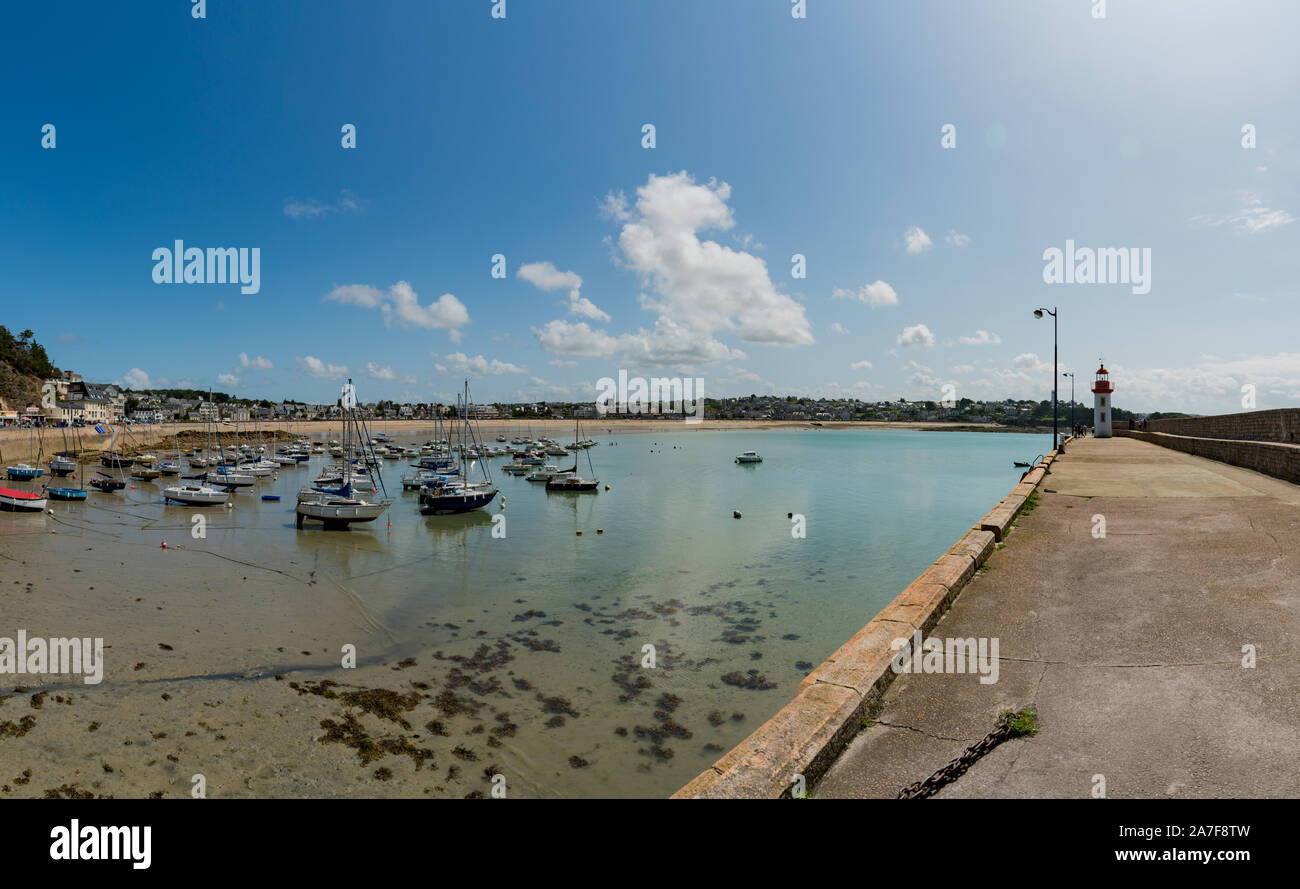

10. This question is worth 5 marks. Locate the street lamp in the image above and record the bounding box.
[1033,307,1058,449]
[1062,372,1075,434]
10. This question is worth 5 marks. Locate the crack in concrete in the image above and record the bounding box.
[876,719,977,743]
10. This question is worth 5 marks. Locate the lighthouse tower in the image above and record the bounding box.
[1091,362,1113,438]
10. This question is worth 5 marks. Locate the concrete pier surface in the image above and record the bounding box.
[816,435,1300,798]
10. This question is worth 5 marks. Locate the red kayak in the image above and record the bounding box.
[0,486,47,512]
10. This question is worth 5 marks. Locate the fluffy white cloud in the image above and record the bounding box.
[122,368,151,388]
[850,360,873,370]
[532,320,619,358]
[324,281,469,336]
[239,352,273,369]
[609,170,813,350]
[365,362,397,380]
[832,280,899,308]
[830,322,850,334]
[945,229,971,247]
[216,373,239,386]
[518,261,610,322]
[904,226,933,254]
[433,352,527,376]
[297,356,349,379]
[959,330,1001,346]
[897,324,935,348]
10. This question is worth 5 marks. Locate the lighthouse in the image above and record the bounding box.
[1091,363,1113,438]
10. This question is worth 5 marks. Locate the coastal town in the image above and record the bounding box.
[4,367,1173,430]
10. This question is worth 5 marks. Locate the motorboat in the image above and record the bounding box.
[735,451,763,463]
[526,464,563,482]
[5,463,43,481]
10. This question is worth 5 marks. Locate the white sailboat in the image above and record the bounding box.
[296,379,390,529]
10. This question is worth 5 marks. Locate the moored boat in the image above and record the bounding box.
[5,463,43,481]
[163,483,230,506]
[0,486,46,512]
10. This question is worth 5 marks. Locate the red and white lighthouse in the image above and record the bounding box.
[1091,363,1113,438]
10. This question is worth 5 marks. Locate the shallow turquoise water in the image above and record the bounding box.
[17,426,1049,797]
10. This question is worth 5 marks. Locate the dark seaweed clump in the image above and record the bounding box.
[721,670,776,691]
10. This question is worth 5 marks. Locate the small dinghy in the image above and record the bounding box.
[0,486,47,512]
[46,487,88,502]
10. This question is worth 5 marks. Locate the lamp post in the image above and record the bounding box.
[1062,372,1075,434]
[1033,307,1058,449]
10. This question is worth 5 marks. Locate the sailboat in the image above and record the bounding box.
[546,416,599,492]
[5,426,45,480]
[418,382,498,515]
[47,427,88,501]
[295,379,390,529]
[204,412,254,489]
[48,424,77,476]
[164,405,230,506]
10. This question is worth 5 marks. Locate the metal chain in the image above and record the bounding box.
[896,721,1014,799]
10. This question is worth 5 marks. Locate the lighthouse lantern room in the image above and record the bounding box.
[1091,362,1113,438]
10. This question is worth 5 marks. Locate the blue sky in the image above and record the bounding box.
[2,0,1297,413]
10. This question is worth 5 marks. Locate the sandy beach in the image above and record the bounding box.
[0,419,1044,465]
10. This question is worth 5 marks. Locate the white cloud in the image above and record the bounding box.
[297,356,349,379]
[216,373,239,386]
[239,352,273,370]
[897,324,935,348]
[850,360,873,370]
[949,364,974,374]
[945,229,971,247]
[830,322,850,334]
[607,170,813,351]
[324,281,470,337]
[959,329,1002,346]
[433,352,527,376]
[518,261,610,322]
[1191,192,1295,234]
[365,362,397,380]
[532,320,619,358]
[123,368,151,389]
[832,280,899,308]
[284,189,364,220]
[904,226,933,254]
